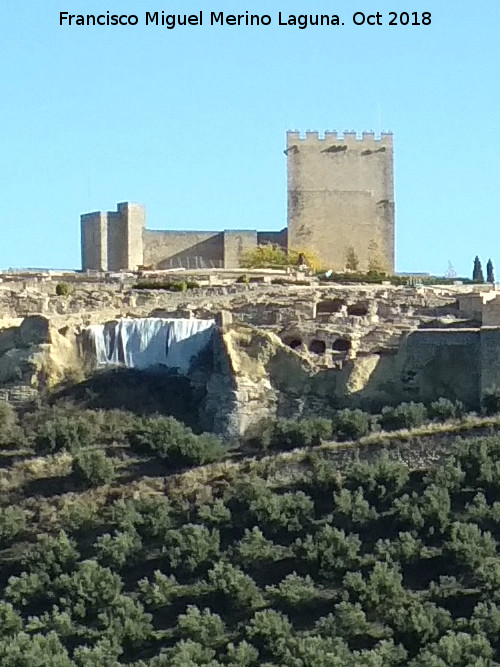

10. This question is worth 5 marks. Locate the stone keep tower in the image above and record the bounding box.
[81,202,144,271]
[286,131,395,272]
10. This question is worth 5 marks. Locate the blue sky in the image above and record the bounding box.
[0,1,498,275]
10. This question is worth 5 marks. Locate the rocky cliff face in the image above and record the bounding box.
[0,315,80,405]
[0,274,492,434]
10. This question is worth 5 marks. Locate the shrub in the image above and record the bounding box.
[207,561,265,610]
[4,572,49,607]
[331,409,371,441]
[410,631,494,667]
[163,524,221,573]
[249,490,314,534]
[197,499,232,527]
[22,531,79,578]
[94,528,142,569]
[59,497,102,535]
[428,398,464,421]
[55,282,72,297]
[0,506,28,547]
[266,573,321,608]
[56,561,123,622]
[177,605,228,648]
[315,602,369,639]
[98,594,152,644]
[0,602,23,637]
[343,561,406,613]
[129,416,225,467]
[34,413,99,454]
[374,532,424,564]
[137,572,180,608]
[296,525,361,577]
[333,487,378,526]
[240,243,323,271]
[445,521,497,569]
[0,402,18,445]
[246,609,293,653]
[72,449,116,488]
[111,495,174,541]
[233,527,287,568]
[346,452,410,507]
[0,631,73,666]
[73,639,123,667]
[378,402,427,431]
[270,418,331,450]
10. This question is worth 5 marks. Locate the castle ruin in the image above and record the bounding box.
[81,130,395,272]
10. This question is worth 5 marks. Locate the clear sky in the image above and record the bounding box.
[1,1,498,276]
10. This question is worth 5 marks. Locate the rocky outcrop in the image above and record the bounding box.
[0,316,80,405]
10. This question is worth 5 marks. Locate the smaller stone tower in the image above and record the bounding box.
[81,202,144,271]
[286,131,395,272]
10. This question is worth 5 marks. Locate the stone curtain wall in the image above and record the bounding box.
[286,131,395,272]
[142,230,225,269]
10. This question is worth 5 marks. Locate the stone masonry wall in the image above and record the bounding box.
[143,230,225,269]
[287,131,395,272]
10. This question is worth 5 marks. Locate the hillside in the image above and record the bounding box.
[1,399,500,665]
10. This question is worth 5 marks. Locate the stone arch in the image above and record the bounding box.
[309,339,326,354]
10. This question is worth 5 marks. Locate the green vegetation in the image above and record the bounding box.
[473,255,485,283]
[55,282,73,297]
[132,279,200,291]
[487,259,495,284]
[3,401,500,664]
[241,243,324,272]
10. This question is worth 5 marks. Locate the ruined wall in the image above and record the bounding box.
[287,131,395,272]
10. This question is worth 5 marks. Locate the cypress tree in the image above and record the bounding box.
[487,259,495,284]
[473,256,485,283]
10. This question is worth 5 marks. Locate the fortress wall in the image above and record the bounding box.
[143,230,225,269]
[480,327,500,394]
[81,213,108,271]
[287,131,394,272]
[401,329,481,407]
[223,231,257,268]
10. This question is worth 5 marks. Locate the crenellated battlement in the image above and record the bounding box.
[287,129,393,147]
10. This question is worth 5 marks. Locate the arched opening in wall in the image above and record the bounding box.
[332,338,351,352]
[316,299,344,314]
[309,339,326,354]
[347,303,369,316]
[282,336,303,350]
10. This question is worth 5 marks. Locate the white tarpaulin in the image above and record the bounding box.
[88,317,215,373]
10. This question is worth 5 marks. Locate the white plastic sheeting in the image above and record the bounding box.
[88,317,215,373]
